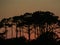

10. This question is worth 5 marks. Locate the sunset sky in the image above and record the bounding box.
[0,0,60,20]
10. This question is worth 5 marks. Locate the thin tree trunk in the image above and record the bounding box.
[36,26,39,37]
[34,25,36,39]
[16,23,18,38]
[11,25,13,38]
[5,26,7,39]
[19,27,21,37]
[21,26,24,37]
[28,25,30,40]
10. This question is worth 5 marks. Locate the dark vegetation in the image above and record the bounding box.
[0,11,60,45]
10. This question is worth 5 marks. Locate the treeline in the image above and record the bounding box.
[0,11,60,45]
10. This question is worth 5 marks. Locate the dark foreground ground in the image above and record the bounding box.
[0,32,60,45]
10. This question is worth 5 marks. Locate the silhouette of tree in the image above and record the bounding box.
[13,16,20,38]
[23,13,32,40]
[0,22,4,28]
[12,15,25,38]
[32,11,46,36]
[32,11,59,39]
[17,15,25,37]
[1,18,8,38]
[0,22,7,39]
[0,11,60,45]
[7,18,14,38]
[57,20,60,26]
[42,11,58,33]
[17,23,22,37]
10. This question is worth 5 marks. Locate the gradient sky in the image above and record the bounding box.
[0,0,60,20]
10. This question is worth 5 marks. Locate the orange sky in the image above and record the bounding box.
[0,0,60,20]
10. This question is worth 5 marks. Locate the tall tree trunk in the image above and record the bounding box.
[36,26,39,37]
[28,25,30,40]
[21,26,24,37]
[45,23,48,32]
[11,25,13,38]
[34,25,36,39]
[20,26,23,37]
[16,23,18,38]
[5,26,7,39]
[19,27,21,37]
